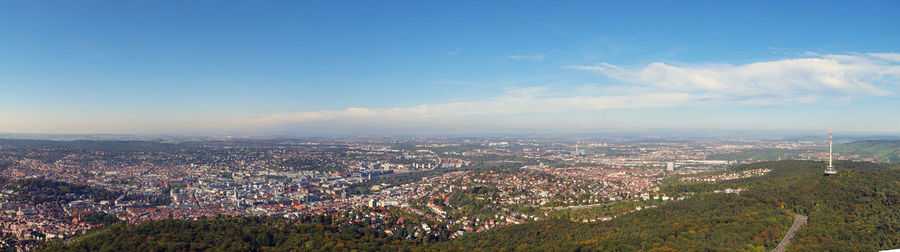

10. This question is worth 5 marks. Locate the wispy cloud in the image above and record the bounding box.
[235,52,900,133]
[447,48,462,56]
[567,53,899,98]
[236,88,702,130]
[508,54,545,60]
[868,52,900,62]
[5,53,898,135]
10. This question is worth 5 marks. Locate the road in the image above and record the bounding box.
[773,214,808,252]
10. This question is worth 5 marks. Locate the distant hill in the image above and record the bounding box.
[41,160,900,251]
[0,138,317,151]
[836,140,900,163]
[0,138,183,152]
[708,149,802,161]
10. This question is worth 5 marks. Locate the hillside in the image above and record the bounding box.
[836,140,900,163]
[40,216,417,251]
[439,160,899,251]
[40,160,900,251]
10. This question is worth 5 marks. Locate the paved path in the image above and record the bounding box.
[773,214,808,252]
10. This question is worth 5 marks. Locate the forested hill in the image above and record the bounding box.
[440,160,900,251]
[836,140,900,163]
[41,160,900,251]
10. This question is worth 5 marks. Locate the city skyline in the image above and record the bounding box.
[2,1,899,135]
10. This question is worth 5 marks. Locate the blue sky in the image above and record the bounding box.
[1,1,898,135]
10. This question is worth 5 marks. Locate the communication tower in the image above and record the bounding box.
[825,127,837,175]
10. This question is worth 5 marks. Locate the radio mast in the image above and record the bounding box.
[825,127,837,175]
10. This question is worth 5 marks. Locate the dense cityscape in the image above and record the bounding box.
[0,136,844,250]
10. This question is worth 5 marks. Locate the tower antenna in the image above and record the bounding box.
[825,126,837,175]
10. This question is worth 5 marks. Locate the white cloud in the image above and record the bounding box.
[502,86,550,96]
[868,53,900,62]
[236,88,701,130]
[240,107,378,125]
[568,53,899,98]
[5,53,898,135]
[508,54,545,60]
[231,53,900,133]
[448,48,462,56]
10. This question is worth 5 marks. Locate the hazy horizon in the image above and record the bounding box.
[2,129,899,141]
